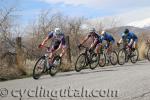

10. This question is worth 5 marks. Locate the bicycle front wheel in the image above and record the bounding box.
[75,53,86,72]
[110,51,118,65]
[130,49,139,63]
[118,49,126,65]
[33,56,46,80]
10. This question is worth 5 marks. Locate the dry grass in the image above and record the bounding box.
[138,41,149,60]
[24,59,36,75]
[0,59,36,81]
[138,41,147,60]
[0,65,23,81]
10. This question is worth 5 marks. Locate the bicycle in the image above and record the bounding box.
[117,42,139,65]
[102,45,118,66]
[75,45,99,72]
[98,45,106,67]
[33,46,61,80]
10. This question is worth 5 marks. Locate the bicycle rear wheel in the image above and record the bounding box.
[33,56,46,80]
[75,53,86,72]
[130,49,139,63]
[118,49,126,65]
[89,53,99,69]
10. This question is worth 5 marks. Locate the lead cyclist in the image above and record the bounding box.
[39,28,67,66]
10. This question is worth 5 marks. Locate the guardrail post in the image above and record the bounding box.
[16,37,26,75]
[65,36,72,63]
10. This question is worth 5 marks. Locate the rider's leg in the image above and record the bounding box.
[95,43,102,54]
[133,39,138,49]
[48,43,59,64]
[108,43,112,53]
[107,40,114,54]
[105,41,109,54]
[49,49,56,64]
[49,46,55,59]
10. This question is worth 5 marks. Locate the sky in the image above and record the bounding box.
[1,0,150,27]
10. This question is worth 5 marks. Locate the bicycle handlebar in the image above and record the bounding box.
[38,45,52,53]
[38,44,50,49]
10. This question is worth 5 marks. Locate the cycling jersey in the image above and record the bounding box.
[88,32,102,43]
[48,31,66,52]
[101,32,115,43]
[48,31,66,45]
[122,32,138,42]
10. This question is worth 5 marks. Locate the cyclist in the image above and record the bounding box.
[78,28,102,54]
[39,28,67,60]
[147,39,150,43]
[100,31,115,53]
[118,29,138,51]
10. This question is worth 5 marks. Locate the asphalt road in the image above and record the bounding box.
[0,60,150,100]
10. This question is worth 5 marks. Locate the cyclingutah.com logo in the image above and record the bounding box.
[0,86,119,100]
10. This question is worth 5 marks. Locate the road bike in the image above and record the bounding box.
[118,42,139,65]
[104,48,118,66]
[33,46,61,79]
[75,45,99,72]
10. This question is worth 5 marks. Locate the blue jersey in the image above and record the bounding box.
[48,31,66,45]
[101,32,115,42]
[122,32,138,42]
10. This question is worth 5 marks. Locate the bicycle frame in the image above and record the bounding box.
[40,46,53,70]
[79,46,92,65]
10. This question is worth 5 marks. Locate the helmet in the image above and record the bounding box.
[89,28,96,33]
[54,28,62,35]
[124,29,129,34]
[101,30,106,35]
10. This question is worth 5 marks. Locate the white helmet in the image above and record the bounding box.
[101,30,106,35]
[89,28,96,33]
[54,28,62,35]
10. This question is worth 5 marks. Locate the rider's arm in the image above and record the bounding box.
[128,33,134,46]
[118,33,125,44]
[41,36,49,45]
[90,39,98,49]
[118,38,122,44]
[41,32,53,45]
[128,39,133,46]
[80,35,90,45]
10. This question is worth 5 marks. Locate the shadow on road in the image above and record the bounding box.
[37,61,148,80]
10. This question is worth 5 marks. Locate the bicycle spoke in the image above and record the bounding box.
[118,49,126,65]
[33,56,46,80]
[75,54,86,72]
